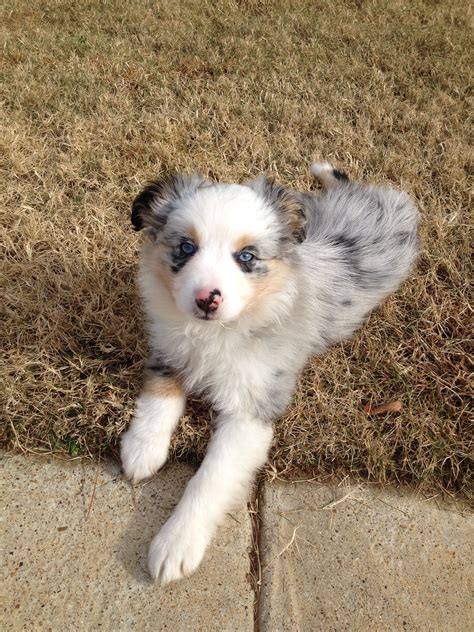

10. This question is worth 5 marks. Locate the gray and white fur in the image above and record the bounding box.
[120,161,419,584]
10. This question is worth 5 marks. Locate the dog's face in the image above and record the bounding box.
[132,174,305,323]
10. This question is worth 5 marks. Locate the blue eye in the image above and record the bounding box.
[238,251,254,263]
[180,242,196,256]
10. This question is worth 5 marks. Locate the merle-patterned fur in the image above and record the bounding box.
[131,174,208,234]
[121,162,419,585]
[245,175,307,245]
[146,354,175,378]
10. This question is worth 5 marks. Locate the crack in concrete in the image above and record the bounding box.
[247,474,265,632]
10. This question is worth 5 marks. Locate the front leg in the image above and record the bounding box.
[121,368,186,483]
[148,414,273,584]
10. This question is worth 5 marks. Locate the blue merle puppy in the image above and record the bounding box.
[120,161,419,584]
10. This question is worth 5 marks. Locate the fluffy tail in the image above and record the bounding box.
[310,161,349,190]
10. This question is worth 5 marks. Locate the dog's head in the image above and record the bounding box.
[132,173,305,324]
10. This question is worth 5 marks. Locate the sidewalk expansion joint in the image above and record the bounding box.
[247,474,265,632]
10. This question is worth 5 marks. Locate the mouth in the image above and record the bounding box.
[193,310,218,321]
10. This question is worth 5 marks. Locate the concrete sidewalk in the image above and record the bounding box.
[2,454,472,631]
[259,482,472,631]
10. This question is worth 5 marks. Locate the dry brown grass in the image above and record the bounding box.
[2,0,472,499]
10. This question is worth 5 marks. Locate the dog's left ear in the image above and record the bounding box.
[246,176,306,244]
[131,174,208,233]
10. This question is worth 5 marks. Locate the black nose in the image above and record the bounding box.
[195,289,222,314]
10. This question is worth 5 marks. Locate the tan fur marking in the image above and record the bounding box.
[151,244,174,296]
[188,225,201,245]
[156,264,174,296]
[143,373,183,398]
[274,191,305,237]
[235,234,256,252]
[245,259,292,313]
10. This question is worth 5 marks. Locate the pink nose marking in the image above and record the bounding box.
[195,288,223,313]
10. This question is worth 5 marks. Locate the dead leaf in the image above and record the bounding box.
[363,400,403,415]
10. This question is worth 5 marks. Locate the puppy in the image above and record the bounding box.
[120,162,419,584]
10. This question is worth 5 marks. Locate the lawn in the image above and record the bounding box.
[2,0,472,499]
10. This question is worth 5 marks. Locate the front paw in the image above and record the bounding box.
[120,426,169,484]
[148,515,213,584]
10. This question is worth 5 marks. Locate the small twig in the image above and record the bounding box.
[376,496,410,517]
[320,486,362,510]
[421,494,440,502]
[227,512,242,525]
[278,507,307,515]
[261,525,300,572]
[364,400,403,415]
[8,420,25,453]
[279,515,318,549]
[85,458,101,520]
[275,525,299,560]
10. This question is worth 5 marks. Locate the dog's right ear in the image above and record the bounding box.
[131,174,208,233]
[246,176,307,244]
